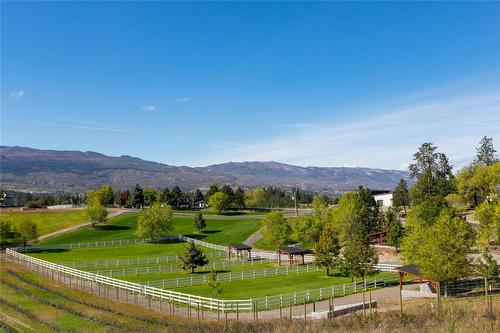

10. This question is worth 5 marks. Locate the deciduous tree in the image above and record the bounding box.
[17,219,38,247]
[207,192,228,214]
[136,203,173,239]
[85,196,108,227]
[262,211,291,247]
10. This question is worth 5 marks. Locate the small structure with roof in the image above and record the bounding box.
[277,246,312,266]
[368,230,388,245]
[396,264,437,298]
[227,243,252,260]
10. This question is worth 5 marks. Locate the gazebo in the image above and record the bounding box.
[228,243,252,260]
[396,264,436,290]
[277,246,311,266]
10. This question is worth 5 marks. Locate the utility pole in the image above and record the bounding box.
[294,188,298,217]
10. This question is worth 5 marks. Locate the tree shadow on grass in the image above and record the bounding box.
[202,230,221,234]
[95,225,130,231]
[188,269,230,275]
[26,248,69,254]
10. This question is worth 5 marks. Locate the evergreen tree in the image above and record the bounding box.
[159,187,171,204]
[220,185,234,207]
[193,189,204,203]
[233,187,245,208]
[474,136,498,166]
[314,224,340,276]
[130,184,145,209]
[179,241,209,273]
[169,186,183,208]
[143,188,158,207]
[392,179,410,213]
[356,186,383,233]
[193,212,206,233]
[136,203,173,239]
[386,208,404,251]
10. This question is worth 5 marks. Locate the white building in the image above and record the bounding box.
[373,193,393,208]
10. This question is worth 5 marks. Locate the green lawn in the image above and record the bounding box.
[29,241,221,262]
[40,213,261,246]
[173,271,397,299]
[173,210,265,216]
[0,210,87,236]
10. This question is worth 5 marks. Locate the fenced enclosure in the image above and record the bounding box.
[6,248,399,314]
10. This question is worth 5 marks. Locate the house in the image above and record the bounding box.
[373,192,393,208]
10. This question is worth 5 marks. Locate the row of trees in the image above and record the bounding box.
[400,136,499,287]
[0,219,39,247]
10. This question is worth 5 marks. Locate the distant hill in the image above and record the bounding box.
[0,146,412,194]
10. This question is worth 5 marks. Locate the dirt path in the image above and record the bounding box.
[36,209,130,242]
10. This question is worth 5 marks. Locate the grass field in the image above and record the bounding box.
[29,241,221,262]
[171,271,396,299]
[39,213,261,246]
[2,259,498,332]
[0,210,87,236]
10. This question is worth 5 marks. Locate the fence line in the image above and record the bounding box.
[6,248,399,313]
[13,235,182,252]
[56,252,228,269]
[83,258,268,276]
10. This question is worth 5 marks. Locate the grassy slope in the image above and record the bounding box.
[0,210,86,236]
[40,213,261,246]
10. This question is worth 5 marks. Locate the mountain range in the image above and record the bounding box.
[0,146,412,194]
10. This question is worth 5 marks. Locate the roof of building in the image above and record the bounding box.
[277,246,311,255]
[396,264,422,277]
[229,243,252,250]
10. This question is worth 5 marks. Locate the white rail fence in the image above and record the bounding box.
[7,248,399,313]
[83,258,268,276]
[6,248,252,312]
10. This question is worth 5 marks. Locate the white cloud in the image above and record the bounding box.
[174,97,192,103]
[142,105,156,112]
[197,73,500,171]
[10,90,24,101]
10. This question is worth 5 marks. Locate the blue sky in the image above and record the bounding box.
[2,2,499,170]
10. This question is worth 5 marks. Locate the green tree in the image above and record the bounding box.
[392,179,410,213]
[244,187,267,208]
[474,136,498,166]
[262,211,291,247]
[233,187,245,208]
[329,192,358,242]
[356,186,384,233]
[206,270,222,298]
[413,210,475,292]
[169,186,183,208]
[193,189,204,203]
[17,219,38,247]
[409,142,455,204]
[179,241,209,273]
[476,249,499,282]
[0,220,16,246]
[386,208,404,252]
[314,224,340,276]
[207,192,229,214]
[193,213,206,233]
[292,216,316,245]
[129,184,145,209]
[85,196,108,227]
[159,187,171,204]
[475,197,500,245]
[204,183,220,202]
[340,238,378,281]
[136,203,173,239]
[220,185,234,207]
[143,188,158,207]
